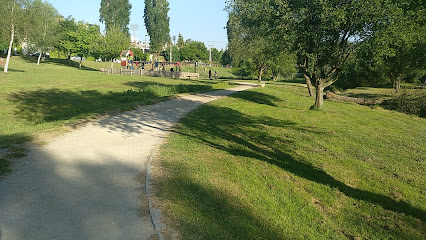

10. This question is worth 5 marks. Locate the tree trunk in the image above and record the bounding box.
[304,73,315,97]
[37,53,42,66]
[312,83,324,110]
[4,23,14,74]
[395,77,401,92]
[273,72,280,82]
[79,59,82,68]
[258,67,265,82]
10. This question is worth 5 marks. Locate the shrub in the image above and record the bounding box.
[383,90,426,117]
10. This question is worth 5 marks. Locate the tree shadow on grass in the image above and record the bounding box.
[7,89,158,124]
[173,104,426,223]
[46,58,99,72]
[155,170,290,239]
[21,56,100,72]
[0,133,33,149]
[1,68,26,73]
[230,90,281,107]
[7,83,228,126]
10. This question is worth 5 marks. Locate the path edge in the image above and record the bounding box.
[144,82,259,240]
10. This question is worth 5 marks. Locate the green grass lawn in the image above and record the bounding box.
[153,82,426,239]
[0,56,234,174]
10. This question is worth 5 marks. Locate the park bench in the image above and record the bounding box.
[186,73,200,79]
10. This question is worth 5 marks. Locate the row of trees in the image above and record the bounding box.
[1,0,228,73]
[227,0,425,109]
[160,34,226,63]
[0,0,132,72]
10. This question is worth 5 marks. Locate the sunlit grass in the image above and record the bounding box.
[154,82,426,239]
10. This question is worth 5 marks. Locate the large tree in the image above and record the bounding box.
[27,0,60,65]
[363,0,425,92]
[99,0,132,33]
[68,21,101,68]
[290,0,390,109]
[144,0,170,56]
[102,25,130,63]
[54,16,78,61]
[179,40,208,61]
[227,0,293,82]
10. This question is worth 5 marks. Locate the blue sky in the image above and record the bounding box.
[47,0,229,50]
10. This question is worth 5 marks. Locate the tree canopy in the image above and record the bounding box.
[99,0,132,33]
[27,0,60,65]
[144,0,170,54]
[227,0,408,109]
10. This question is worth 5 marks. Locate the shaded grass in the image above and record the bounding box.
[154,83,426,239]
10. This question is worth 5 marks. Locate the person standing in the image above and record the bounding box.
[209,69,212,79]
[1,57,3,67]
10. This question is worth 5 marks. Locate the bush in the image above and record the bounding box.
[383,90,426,117]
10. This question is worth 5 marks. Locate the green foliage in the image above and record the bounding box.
[67,21,101,65]
[26,0,60,57]
[54,16,78,57]
[179,40,208,61]
[161,45,179,62]
[129,47,147,61]
[99,0,132,33]
[144,0,170,54]
[384,90,426,117]
[99,25,130,61]
[346,0,425,91]
[177,33,184,48]
[221,49,232,66]
[210,48,222,63]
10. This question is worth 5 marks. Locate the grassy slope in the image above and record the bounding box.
[154,82,426,239]
[0,56,233,149]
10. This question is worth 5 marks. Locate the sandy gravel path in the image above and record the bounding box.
[0,83,257,240]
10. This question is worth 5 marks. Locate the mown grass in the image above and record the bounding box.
[179,65,237,80]
[0,56,234,174]
[153,82,426,239]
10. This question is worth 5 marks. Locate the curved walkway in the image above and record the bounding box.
[0,82,257,240]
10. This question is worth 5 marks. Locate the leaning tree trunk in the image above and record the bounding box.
[4,23,14,73]
[37,53,42,66]
[304,73,315,97]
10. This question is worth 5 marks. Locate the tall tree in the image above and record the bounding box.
[144,0,170,56]
[177,33,184,49]
[27,0,60,65]
[227,0,292,82]
[54,16,78,61]
[364,0,425,92]
[1,0,27,73]
[99,0,132,33]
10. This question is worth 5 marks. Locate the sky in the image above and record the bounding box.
[47,0,229,50]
